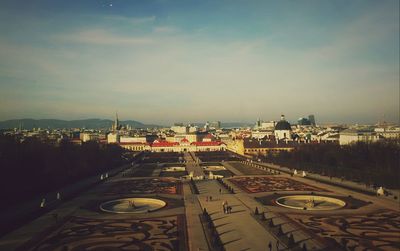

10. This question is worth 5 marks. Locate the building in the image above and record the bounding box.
[210,121,221,130]
[120,136,147,143]
[188,125,198,133]
[80,132,99,142]
[261,121,276,129]
[339,129,381,145]
[173,133,198,143]
[171,125,189,134]
[119,142,148,151]
[317,131,340,143]
[107,132,120,143]
[204,121,210,131]
[256,118,261,128]
[308,114,316,126]
[374,127,400,139]
[251,130,274,139]
[229,138,296,157]
[254,119,276,129]
[298,117,311,126]
[274,115,292,140]
[149,138,226,152]
[111,113,121,131]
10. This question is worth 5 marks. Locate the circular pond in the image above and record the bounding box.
[100,198,167,214]
[276,195,346,211]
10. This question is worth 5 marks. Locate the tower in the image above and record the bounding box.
[112,112,120,131]
[308,115,316,126]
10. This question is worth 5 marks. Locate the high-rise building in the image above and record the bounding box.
[298,117,311,126]
[308,115,316,126]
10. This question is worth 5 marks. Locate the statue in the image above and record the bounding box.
[305,197,315,208]
[40,198,46,208]
[302,171,306,177]
[128,200,137,209]
[377,186,385,196]
[294,169,298,175]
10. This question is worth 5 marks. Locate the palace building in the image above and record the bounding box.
[118,138,226,152]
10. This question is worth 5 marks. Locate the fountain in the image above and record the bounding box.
[276,195,346,210]
[100,198,167,214]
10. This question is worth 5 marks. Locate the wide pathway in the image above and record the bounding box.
[196,180,281,251]
[184,152,205,177]
[183,182,210,251]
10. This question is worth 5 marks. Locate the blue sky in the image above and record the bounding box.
[0,0,398,124]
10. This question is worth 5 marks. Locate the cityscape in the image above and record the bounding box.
[0,1,399,251]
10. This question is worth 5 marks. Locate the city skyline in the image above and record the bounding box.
[0,0,399,124]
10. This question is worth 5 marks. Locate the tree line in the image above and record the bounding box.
[263,140,400,188]
[0,135,125,208]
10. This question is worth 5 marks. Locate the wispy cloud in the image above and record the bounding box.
[153,26,178,33]
[104,15,156,25]
[55,29,154,45]
[0,1,398,123]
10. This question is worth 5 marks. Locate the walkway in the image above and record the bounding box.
[196,180,281,251]
[184,152,205,177]
[183,182,210,251]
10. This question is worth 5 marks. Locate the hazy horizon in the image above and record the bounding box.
[0,115,397,127]
[0,0,399,125]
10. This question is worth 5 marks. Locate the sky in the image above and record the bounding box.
[0,0,399,125]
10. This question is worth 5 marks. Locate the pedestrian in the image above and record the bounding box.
[223,200,228,214]
[219,188,222,194]
[222,202,226,214]
[229,206,232,214]
[209,196,212,201]
[268,241,272,251]
[276,240,280,251]
[206,196,208,202]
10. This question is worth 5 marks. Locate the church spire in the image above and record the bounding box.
[114,112,119,131]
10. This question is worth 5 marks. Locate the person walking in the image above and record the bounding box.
[223,200,227,214]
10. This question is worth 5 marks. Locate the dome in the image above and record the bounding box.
[275,120,291,130]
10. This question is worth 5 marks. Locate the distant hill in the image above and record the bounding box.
[221,122,253,128]
[189,122,253,128]
[0,119,162,129]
